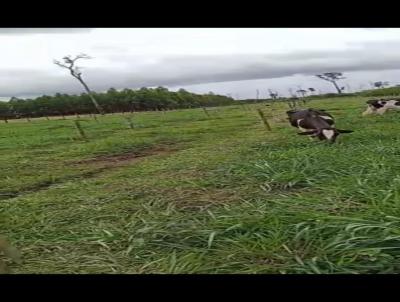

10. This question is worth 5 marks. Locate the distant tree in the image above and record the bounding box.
[0,101,10,122]
[54,53,105,115]
[308,87,316,93]
[286,88,299,108]
[296,89,307,97]
[316,72,346,94]
[268,89,279,100]
[8,97,31,118]
[288,88,297,98]
[373,81,390,89]
[371,81,383,88]
[0,88,235,120]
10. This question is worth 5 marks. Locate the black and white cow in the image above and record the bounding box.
[287,108,353,143]
[362,99,400,115]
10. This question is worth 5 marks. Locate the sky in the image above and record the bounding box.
[1,28,400,100]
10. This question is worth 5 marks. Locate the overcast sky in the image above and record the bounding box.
[1,28,400,100]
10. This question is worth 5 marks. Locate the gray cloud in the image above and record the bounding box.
[3,40,400,98]
[0,70,82,98]
[0,28,93,35]
[96,45,400,88]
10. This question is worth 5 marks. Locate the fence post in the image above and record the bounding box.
[202,107,210,117]
[257,109,272,131]
[74,120,88,140]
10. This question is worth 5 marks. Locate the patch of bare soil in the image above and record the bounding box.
[73,144,178,168]
[0,145,179,201]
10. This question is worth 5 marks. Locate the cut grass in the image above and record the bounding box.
[2,98,400,273]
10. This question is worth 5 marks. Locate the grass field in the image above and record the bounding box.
[2,96,400,274]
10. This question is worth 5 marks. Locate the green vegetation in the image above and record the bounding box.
[2,96,400,274]
[359,86,400,97]
[0,88,234,121]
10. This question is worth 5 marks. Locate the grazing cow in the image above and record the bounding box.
[363,99,400,115]
[287,108,353,143]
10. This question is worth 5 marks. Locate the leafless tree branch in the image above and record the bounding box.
[54,53,104,115]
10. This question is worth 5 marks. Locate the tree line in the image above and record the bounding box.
[0,87,235,121]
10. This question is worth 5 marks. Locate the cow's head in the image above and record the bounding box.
[362,99,385,116]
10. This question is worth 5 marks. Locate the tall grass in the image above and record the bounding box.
[2,97,400,273]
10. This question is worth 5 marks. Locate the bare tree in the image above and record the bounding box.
[316,72,345,94]
[54,54,105,115]
[287,88,299,109]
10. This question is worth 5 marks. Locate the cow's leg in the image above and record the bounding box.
[298,127,316,141]
[362,106,376,116]
[376,107,387,115]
